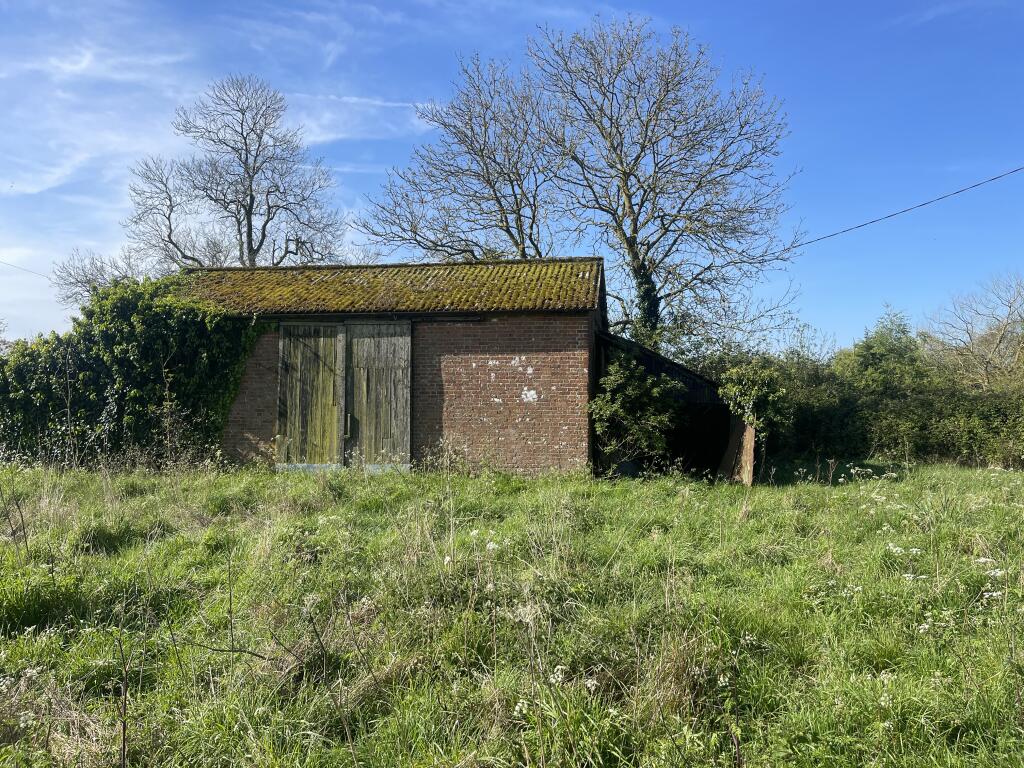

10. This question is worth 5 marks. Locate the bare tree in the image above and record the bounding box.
[924,273,1024,390]
[55,76,351,306]
[361,18,796,351]
[359,57,568,261]
[530,18,796,348]
[126,75,346,269]
[52,248,153,307]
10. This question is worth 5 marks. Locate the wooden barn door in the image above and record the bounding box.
[345,322,411,468]
[276,324,345,465]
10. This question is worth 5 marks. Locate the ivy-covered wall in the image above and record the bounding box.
[0,278,264,465]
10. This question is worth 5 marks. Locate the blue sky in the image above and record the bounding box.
[0,0,1021,344]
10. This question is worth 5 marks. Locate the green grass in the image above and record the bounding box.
[1,463,1022,766]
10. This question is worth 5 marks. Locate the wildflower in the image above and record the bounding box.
[443,555,452,566]
[301,593,322,618]
[486,541,498,552]
[909,548,922,555]
[887,543,905,555]
[879,693,892,708]
[975,557,996,565]
[470,529,480,538]
[986,569,1005,578]
[585,678,598,694]
[512,603,540,625]
[549,665,567,685]
[513,700,529,717]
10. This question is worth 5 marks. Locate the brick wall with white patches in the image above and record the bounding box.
[411,314,593,472]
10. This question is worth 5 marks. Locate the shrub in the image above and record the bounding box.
[0,277,264,466]
[753,311,1024,469]
[589,349,688,472]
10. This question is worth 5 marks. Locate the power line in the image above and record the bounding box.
[786,164,1024,254]
[0,257,51,280]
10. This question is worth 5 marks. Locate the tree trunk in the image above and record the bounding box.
[630,261,661,349]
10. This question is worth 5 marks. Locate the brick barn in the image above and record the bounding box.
[188,257,738,475]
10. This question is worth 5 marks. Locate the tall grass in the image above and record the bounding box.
[1,464,1022,766]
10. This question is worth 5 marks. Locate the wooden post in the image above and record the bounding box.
[718,415,755,486]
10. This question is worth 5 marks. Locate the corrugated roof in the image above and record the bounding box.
[185,258,604,316]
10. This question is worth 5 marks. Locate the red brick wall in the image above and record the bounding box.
[411,314,592,472]
[223,315,594,472]
[222,330,279,462]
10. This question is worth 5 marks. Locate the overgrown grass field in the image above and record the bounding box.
[1,464,1022,766]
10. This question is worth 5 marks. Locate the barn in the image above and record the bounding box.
[187,257,739,475]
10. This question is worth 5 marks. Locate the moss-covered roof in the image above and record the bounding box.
[186,258,604,316]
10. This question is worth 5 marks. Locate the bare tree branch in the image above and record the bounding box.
[52,248,156,307]
[357,56,573,261]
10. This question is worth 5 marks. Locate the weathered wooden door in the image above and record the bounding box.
[345,322,411,467]
[276,324,345,465]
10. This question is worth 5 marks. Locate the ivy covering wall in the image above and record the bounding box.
[0,278,263,465]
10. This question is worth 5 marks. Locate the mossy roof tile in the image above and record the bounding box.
[186,258,603,315]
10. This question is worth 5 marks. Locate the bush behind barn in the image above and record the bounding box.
[0,278,262,466]
[710,313,1024,470]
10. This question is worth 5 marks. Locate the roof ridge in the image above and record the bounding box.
[185,256,603,274]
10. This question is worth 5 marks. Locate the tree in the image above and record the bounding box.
[361,17,796,351]
[923,273,1024,391]
[530,18,796,349]
[833,311,938,460]
[52,248,151,307]
[56,75,348,303]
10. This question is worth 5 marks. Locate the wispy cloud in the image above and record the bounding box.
[289,93,429,144]
[889,0,1012,26]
